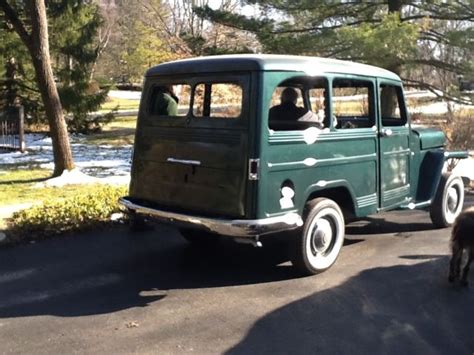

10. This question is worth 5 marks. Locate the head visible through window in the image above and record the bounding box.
[280,87,299,105]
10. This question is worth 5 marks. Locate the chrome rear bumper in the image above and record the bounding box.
[119,197,302,237]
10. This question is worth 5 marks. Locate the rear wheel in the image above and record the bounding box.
[291,198,345,275]
[430,173,464,228]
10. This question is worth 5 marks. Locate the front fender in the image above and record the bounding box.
[416,150,445,202]
[416,150,468,202]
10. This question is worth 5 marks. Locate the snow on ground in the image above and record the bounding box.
[411,101,472,115]
[108,90,141,100]
[33,168,130,187]
[452,155,474,184]
[0,203,34,219]
[0,134,132,185]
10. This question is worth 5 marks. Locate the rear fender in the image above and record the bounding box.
[303,180,357,220]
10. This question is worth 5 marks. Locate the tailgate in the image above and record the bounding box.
[131,126,248,217]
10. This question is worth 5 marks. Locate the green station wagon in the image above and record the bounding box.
[120,54,468,275]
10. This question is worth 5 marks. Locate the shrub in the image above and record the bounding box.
[7,185,127,243]
[443,112,474,151]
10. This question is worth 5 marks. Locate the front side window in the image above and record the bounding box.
[380,84,406,126]
[332,79,374,129]
[309,88,325,117]
[149,84,191,117]
[193,83,243,118]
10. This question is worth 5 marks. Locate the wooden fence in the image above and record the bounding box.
[0,106,25,153]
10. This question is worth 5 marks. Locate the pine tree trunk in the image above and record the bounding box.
[27,0,74,176]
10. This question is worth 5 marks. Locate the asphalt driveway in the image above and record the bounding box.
[1,197,473,354]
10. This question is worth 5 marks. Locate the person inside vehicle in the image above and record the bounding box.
[269,87,324,128]
[152,85,179,115]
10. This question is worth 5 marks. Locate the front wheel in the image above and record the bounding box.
[291,198,345,275]
[430,173,464,228]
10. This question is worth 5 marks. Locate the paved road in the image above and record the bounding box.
[1,198,473,354]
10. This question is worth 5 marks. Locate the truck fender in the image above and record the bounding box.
[303,180,357,218]
[416,150,445,202]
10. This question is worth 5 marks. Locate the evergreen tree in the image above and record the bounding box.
[1,1,113,134]
[0,11,43,119]
[197,0,473,104]
[49,1,113,133]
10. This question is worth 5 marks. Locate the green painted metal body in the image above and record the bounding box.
[128,55,467,226]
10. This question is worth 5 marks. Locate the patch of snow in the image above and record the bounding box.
[31,168,130,188]
[75,159,129,169]
[0,151,28,164]
[110,212,124,221]
[102,175,130,185]
[0,203,34,219]
[1,133,132,179]
[108,90,141,100]
[410,101,472,115]
[452,155,474,182]
[34,169,100,187]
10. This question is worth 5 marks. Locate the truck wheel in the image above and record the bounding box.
[179,228,219,246]
[430,173,464,228]
[291,198,345,275]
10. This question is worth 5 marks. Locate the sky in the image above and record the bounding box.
[207,0,259,17]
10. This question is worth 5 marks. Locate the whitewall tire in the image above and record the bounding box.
[292,198,345,275]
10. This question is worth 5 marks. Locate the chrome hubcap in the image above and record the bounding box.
[447,186,459,213]
[311,219,333,254]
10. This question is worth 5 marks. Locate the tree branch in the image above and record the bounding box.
[402,77,473,105]
[401,13,473,22]
[0,0,32,48]
[404,59,465,74]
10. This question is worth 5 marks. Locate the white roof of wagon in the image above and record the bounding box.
[146,54,401,81]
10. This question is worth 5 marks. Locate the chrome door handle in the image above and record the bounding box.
[380,128,393,137]
[167,158,201,166]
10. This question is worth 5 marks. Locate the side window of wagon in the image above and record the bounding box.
[270,86,305,108]
[268,77,328,131]
[380,84,406,126]
[192,83,243,118]
[332,79,374,129]
[148,84,191,117]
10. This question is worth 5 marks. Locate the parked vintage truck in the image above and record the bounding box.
[119,55,468,275]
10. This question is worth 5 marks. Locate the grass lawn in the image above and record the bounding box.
[1,115,137,211]
[100,97,140,112]
[0,169,112,208]
[82,116,136,146]
[0,168,128,232]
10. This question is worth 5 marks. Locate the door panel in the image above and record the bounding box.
[378,82,411,208]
